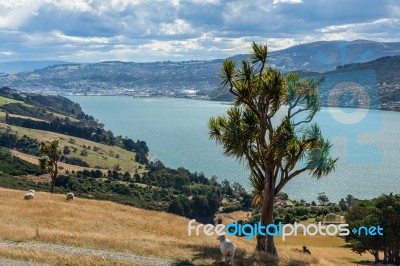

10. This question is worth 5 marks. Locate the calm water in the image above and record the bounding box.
[69,96,400,202]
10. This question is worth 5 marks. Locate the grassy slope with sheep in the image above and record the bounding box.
[0,187,373,266]
[0,88,245,217]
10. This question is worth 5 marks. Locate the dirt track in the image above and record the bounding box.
[0,239,173,266]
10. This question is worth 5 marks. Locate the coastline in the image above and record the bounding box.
[67,95,400,113]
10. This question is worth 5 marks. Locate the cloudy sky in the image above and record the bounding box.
[0,0,399,62]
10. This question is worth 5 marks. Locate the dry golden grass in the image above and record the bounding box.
[0,188,372,265]
[0,246,140,266]
[219,210,252,224]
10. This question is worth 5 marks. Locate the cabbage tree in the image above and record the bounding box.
[209,42,337,255]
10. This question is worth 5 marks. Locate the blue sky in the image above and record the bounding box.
[0,0,399,62]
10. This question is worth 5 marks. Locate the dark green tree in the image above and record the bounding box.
[277,191,289,200]
[123,171,131,181]
[168,198,185,216]
[39,140,62,193]
[339,198,348,211]
[317,193,330,206]
[207,193,220,215]
[221,179,233,196]
[346,194,400,264]
[208,42,337,255]
[192,195,209,216]
[63,146,70,155]
[232,182,246,197]
[345,194,358,207]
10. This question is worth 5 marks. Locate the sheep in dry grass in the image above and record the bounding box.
[217,235,235,265]
[23,190,35,200]
[66,192,74,202]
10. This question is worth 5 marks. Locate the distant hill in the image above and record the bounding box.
[0,40,399,98]
[248,39,400,72]
[0,60,72,74]
[0,60,222,95]
[213,55,400,111]
[307,55,400,111]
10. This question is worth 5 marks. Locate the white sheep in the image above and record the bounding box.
[217,235,235,265]
[65,192,74,202]
[23,192,35,200]
[28,190,36,194]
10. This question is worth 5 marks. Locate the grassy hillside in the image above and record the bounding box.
[0,188,372,266]
[0,123,144,174]
[0,90,230,215]
[0,111,6,121]
[0,95,24,106]
[0,88,149,172]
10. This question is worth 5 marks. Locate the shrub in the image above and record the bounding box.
[221,202,242,213]
[80,149,88,156]
[64,157,89,167]
[325,213,341,223]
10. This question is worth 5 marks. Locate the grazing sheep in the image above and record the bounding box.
[66,192,74,202]
[23,192,35,200]
[217,235,235,265]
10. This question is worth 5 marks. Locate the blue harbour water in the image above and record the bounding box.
[69,96,400,202]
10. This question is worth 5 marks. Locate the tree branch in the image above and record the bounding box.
[290,107,307,118]
[275,167,308,194]
[228,80,239,97]
[293,112,316,127]
[244,149,265,181]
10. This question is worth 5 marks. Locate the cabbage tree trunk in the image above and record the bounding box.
[256,177,278,255]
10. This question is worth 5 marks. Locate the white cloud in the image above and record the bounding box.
[51,31,110,44]
[160,19,193,35]
[319,24,351,33]
[0,51,14,56]
[139,39,200,55]
[0,0,399,62]
[55,39,203,62]
[0,0,40,9]
[170,0,180,8]
[190,0,221,5]
[0,1,43,29]
[273,0,303,4]
[318,18,400,40]
[266,38,302,51]
[48,0,92,12]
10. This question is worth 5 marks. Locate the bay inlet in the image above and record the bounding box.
[69,96,400,202]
